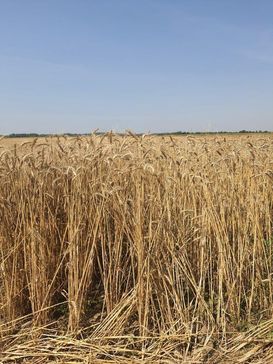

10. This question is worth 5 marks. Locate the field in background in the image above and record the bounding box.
[0,133,273,363]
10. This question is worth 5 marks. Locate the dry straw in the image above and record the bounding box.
[0,133,273,363]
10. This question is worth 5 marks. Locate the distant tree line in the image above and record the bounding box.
[3,130,271,138]
[155,130,270,136]
[5,132,97,138]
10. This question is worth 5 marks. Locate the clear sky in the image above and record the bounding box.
[0,0,273,134]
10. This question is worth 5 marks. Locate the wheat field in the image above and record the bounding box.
[0,133,273,363]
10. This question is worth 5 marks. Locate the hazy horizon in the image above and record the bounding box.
[1,0,273,134]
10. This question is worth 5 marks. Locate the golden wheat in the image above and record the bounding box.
[0,133,273,363]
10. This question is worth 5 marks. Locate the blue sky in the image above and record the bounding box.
[0,0,273,134]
